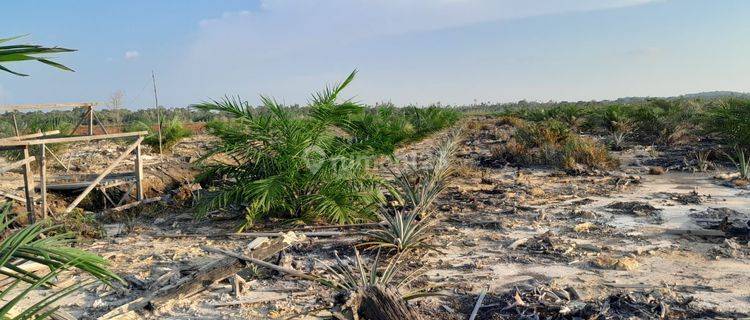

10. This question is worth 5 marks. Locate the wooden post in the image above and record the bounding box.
[39,144,47,219]
[21,146,35,222]
[88,106,94,136]
[65,137,144,213]
[134,141,144,201]
[12,114,35,222]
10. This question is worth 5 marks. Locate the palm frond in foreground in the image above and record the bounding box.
[0,35,75,76]
[0,203,121,319]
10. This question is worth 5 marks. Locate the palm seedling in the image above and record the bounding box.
[362,129,462,253]
[725,148,749,179]
[0,203,121,319]
[0,35,75,76]
[692,149,712,172]
[318,249,427,300]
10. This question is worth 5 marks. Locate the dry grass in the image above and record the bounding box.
[491,119,618,171]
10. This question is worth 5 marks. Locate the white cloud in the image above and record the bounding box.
[188,0,660,62]
[124,50,140,60]
[173,0,661,104]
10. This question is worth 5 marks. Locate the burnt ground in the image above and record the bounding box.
[4,116,750,319]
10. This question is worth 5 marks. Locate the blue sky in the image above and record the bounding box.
[2,0,749,108]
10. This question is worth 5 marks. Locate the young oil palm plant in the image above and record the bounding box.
[725,147,749,179]
[0,203,121,319]
[0,35,75,76]
[318,249,427,300]
[362,129,462,253]
[193,71,385,228]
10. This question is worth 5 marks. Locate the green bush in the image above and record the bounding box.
[129,119,192,152]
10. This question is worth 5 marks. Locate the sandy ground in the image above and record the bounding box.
[4,117,750,319]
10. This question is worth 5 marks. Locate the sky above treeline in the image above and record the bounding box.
[2,0,748,109]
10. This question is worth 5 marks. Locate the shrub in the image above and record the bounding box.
[562,136,619,171]
[515,119,572,148]
[130,119,192,152]
[492,119,618,171]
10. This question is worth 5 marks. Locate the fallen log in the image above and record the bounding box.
[98,232,305,319]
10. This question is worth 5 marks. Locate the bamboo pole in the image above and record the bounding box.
[65,137,144,213]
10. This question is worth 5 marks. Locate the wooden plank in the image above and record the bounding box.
[0,191,26,203]
[134,141,143,200]
[106,196,163,213]
[101,187,117,208]
[45,177,136,191]
[0,102,94,111]
[44,145,69,171]
[65,137,144,213]
[0,156,36,174]
[39,144,47,219]
[0,131,148,147]
[0,130,60,142]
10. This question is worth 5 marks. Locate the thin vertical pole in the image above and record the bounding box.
[21,145,35,222]
[12,114,35,222]
[11,114,19,136]
[134,140,143,201]
[152,71,163,155]
[88,105,94,135]
[39,143,47,219]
